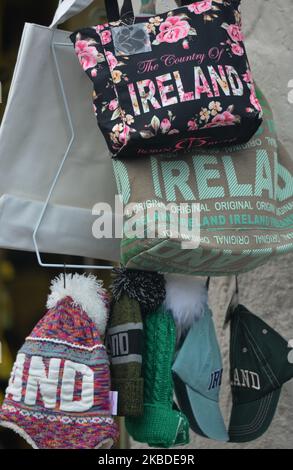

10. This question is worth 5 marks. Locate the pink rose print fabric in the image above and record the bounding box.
[74,39,104,71]
[231,43,244,56]
[156,16,191,44]
[105,50,118,72]
[70,0,262,159]
[188,1,212,15]
[226,24,244,42]
[100,30,112,45]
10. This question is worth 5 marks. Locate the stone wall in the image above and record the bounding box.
[131,0,293,450]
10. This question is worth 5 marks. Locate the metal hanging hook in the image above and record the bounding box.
[63,264,67,289]
[32,35,114,272]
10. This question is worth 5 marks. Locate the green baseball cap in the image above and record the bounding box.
[172,308,229,442]
[228,304,293,443]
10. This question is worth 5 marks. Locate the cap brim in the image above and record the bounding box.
[228,389,281,443]
[173,373,207,439]
[173,372,229,442]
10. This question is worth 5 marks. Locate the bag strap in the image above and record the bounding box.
[223,276,239,328]
[50,0,94,28]
[105,0,134,23]
[104,0,120,22]
[206,276,211,291]
[104,1,203,23]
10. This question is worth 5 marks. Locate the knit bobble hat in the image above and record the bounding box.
[125,307,189,448]
[107,295,144,416]
[111,267,166,314]
[0,274,119,449]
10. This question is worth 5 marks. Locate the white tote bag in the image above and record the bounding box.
[0,0,121,262]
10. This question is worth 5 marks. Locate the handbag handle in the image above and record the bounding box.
[105,0,134,23]
[50,0,94,28]
[105,0,201,23]
[51,0,201,28]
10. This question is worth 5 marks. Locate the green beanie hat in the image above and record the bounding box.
[107,295,144,417]
[126,307,189,448]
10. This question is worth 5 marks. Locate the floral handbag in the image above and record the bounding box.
[70,0,262,158]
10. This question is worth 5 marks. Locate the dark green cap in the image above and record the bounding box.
[228,305,293,443]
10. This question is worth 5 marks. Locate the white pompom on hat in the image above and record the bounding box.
[47,273,109,335]
[164,274,208,340]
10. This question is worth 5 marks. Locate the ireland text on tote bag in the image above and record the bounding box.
[113,90,293,275]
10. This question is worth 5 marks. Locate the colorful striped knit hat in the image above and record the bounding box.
[0,274,119,449]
